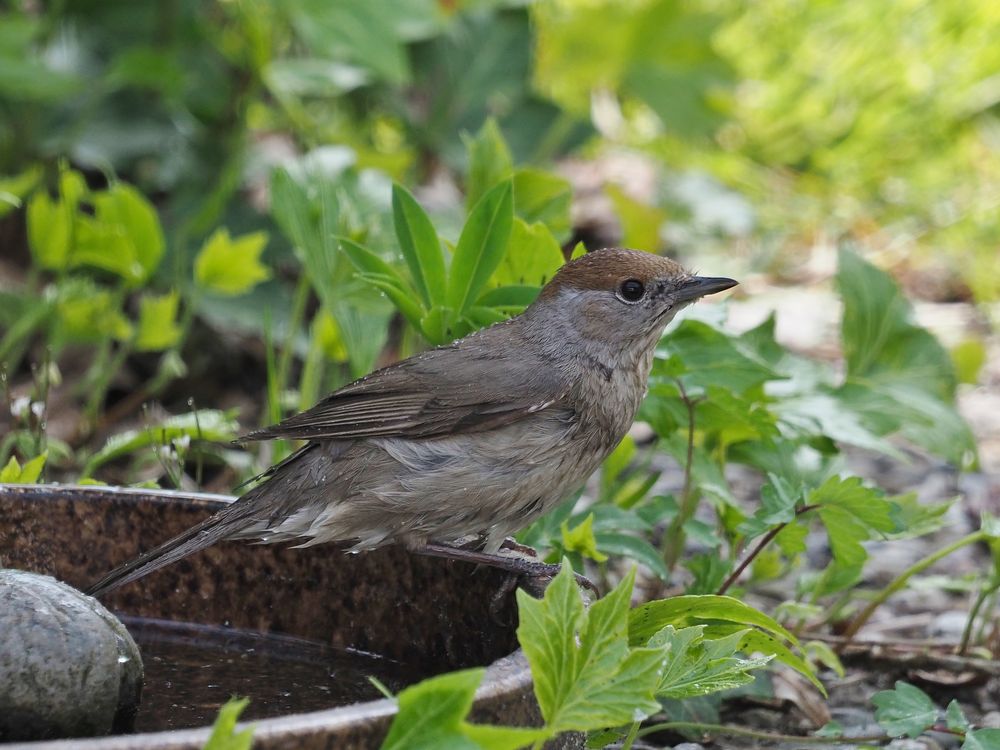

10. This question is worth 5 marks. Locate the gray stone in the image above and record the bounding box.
[0,569,142,741]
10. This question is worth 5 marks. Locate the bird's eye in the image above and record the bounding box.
[618,279,645,302]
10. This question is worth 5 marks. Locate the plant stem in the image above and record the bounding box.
[959,577,1000,655]
[840,530,987,644]
[620,720,641,750]
[717,504,820,595]
[636,721,890,745]
[663,380,700,571]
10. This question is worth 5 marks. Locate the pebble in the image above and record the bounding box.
[0,569,143,741]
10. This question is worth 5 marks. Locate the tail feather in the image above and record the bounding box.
[86,506,246,598]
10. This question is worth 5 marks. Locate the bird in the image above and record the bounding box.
[86,248,737,597]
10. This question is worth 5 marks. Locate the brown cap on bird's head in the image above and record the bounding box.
[539,247,737,303]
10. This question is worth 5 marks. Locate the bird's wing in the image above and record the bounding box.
[239,340,570,442]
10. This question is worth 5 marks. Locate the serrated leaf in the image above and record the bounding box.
[737,473,803,538]
[392,184,446,307]
[203,697,253,750]
[649,625,772,700]
[448,181,514,315]
[195,228,272,296]
[135,292,183,352]
[53,281,132,345]
[872,681,937,739]
[517,564,662,735]
[628,595,822,693]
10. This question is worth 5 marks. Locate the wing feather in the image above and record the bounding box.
[239,330,569,442]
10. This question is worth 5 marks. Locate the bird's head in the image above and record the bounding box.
[528,247,737,351]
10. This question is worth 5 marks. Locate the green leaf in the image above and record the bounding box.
[447,180,514,315]
[135,292,183,352]
[651,625,773,700]
[811,476,897,594]
[737,474,802,539]
[82,410,239,477]
[53,281,132,345]
[465,118,513,211]
[460,723,547,750]
[872,681,937,739]
[392,184,446,307]
[517,564,663,736]
[512,168,572,242]
[561,514,608,563]
[93,183,166,284]
[605,184,664,251]
[194,228,272,296]
[965,729,1000,750]
[946,700,970,733]
[490,219,564,289]
[476,285,539,310]
[951,338,987,385]
[0,456,21,483]
[0,165,41,218]
[593,532,670,581]
[203,697,254,750]
[380,669,484,750]
[836,247,976,467]
[655,320,778,394]
[340,238,425,333]
[0,454,44,483]
[26,189,73,271]
[628,594,822,693]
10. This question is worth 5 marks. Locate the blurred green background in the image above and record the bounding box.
[2,0,998,298]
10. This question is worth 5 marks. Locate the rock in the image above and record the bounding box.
[0,569,142,741]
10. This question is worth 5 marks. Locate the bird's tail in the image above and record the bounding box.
[85,501,250,598]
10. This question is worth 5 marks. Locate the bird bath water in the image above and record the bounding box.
[0,484,567,749]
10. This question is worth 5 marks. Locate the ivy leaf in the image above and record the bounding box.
[203,697,254,750]
[516,564,663,736]
[135,292,183,352]
[872,681,937,739]
[381,669,480,750]
[195,229,272,296]
[651,626,773,700]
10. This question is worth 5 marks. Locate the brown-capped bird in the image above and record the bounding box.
[87,248,736,596]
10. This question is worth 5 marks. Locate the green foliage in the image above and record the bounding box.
[194,230,272,297]
[0,452,46,484]
[203,697,254,750]
[380,669,543,750]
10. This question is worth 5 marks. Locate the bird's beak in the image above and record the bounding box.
[674,276,739,303]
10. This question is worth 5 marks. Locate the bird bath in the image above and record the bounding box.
[0,484,566,748]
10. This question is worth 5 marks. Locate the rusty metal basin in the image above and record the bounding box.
[0,484,566,749]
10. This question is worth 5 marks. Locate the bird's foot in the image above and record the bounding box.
[498,537,539,558]
[415,542,599,598]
